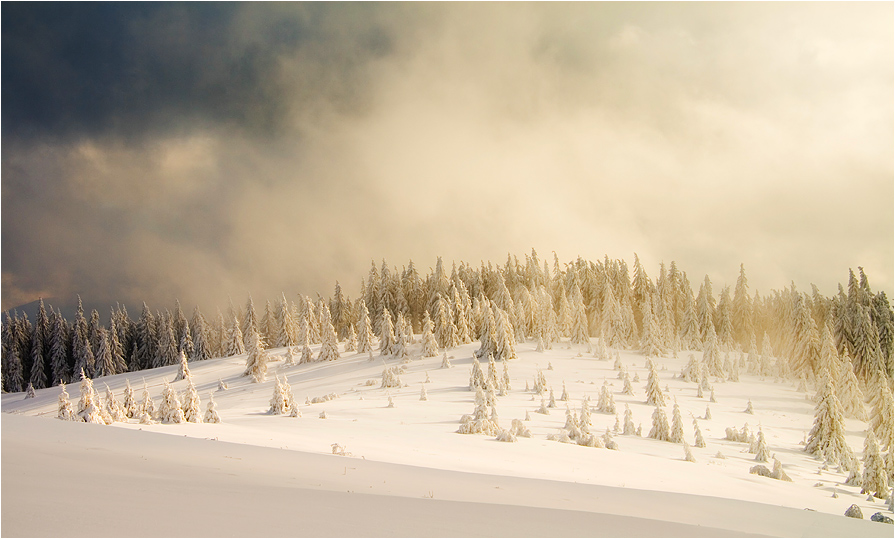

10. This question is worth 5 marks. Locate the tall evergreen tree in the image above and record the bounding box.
[49,311,71,385]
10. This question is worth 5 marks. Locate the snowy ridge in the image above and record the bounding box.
[3,337,892,536]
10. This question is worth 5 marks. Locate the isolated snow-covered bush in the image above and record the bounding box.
[496,429,517,442]
[683,442,696,462]
[510,418,531,438]
[57,382,75,421]
[204,393,221,423]
[441,352,452,369]
[381,366,402,389]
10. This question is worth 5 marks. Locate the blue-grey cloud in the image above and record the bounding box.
[2,3,892,318]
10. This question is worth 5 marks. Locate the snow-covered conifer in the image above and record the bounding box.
[158,381,185,423]
[105,385,127,422]
[204,393,221,423]
[623,404,636,435]
[174,350,192,383]
[243,325,269,382]
[805,373,857,471]
[441,352,452,369]
[356,302,375,354]
[344,324,358,353]
[683,442,696,462]
[269,376,289,415]
[645,359,665,406]
[225,314,245,356]
[693,420,706,448]
[77,374,104,424]
[862,430,888,498]
[670,403,685,443]
[705,405,712,420]
[57,382,75,420]
[622,372,634,396]
[869,370,893,450]
[836,352,867,421]
[420,385,428,401]
[24,382,35,399]
[122,379,138,418]
[469,358,485,391]
[755,430,770,462]
[649,405,671,442]
[745,399,754,414]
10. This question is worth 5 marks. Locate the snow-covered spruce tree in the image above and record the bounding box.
[683,441,697,463]
[243,325,270,383]
[755,430,770,462]
[317,308,340,362]
[190,307,211,362]
[693,420,706,448]
[4,340,24,393]
[390,312,409,359]
[225,314,245,356]
[441,352,452,369]
[670,403,685,443]
[469,357,486,391]
[269,376,289,415]
[475,302,497,360]
[805,373,857,471]
[380,366,402,389]
[140,382,156,419]
[356,302,375,354]
[862,430,888,498]
[123,379,138,418]
[837,351,867,421]
[596,383,615,414]
[158,381,185,423]
[868,370,893,450]
[645,359,665,406]
[759,332,774,377]
[182,378,202,423]
[204,393,221,423]
[458,387,499,436]
[344,324,357,352]
[24,382,35,399]
[378,307,395,356]
[77,374,104,424]
[242,296,260,350]
[104,385,127,422]
[57,382,75,420]
[174,350,192,382]
[157,316,180,368]
[71,319,95,382]
[623,404,637,435]
[569,284,590,348]
[49,312,71,385]
[493,307,518,362]
[641,294,667,358]
[286,380,300,418]
[702,323,722,377]
[622,372,634,396]
[648,405,672,442]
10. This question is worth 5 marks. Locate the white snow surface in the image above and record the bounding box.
[3,340,892,537]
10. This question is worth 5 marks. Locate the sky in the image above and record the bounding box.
[2,2,892,318]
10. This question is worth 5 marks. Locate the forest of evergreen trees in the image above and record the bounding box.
[2,250,892,402]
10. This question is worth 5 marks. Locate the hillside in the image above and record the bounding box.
[3,337,892,536]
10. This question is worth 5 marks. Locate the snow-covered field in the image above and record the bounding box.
[3,340,892,537]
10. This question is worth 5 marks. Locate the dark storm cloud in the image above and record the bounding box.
[2,3,892,318]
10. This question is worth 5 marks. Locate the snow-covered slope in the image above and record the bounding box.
[3,339,892,536]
